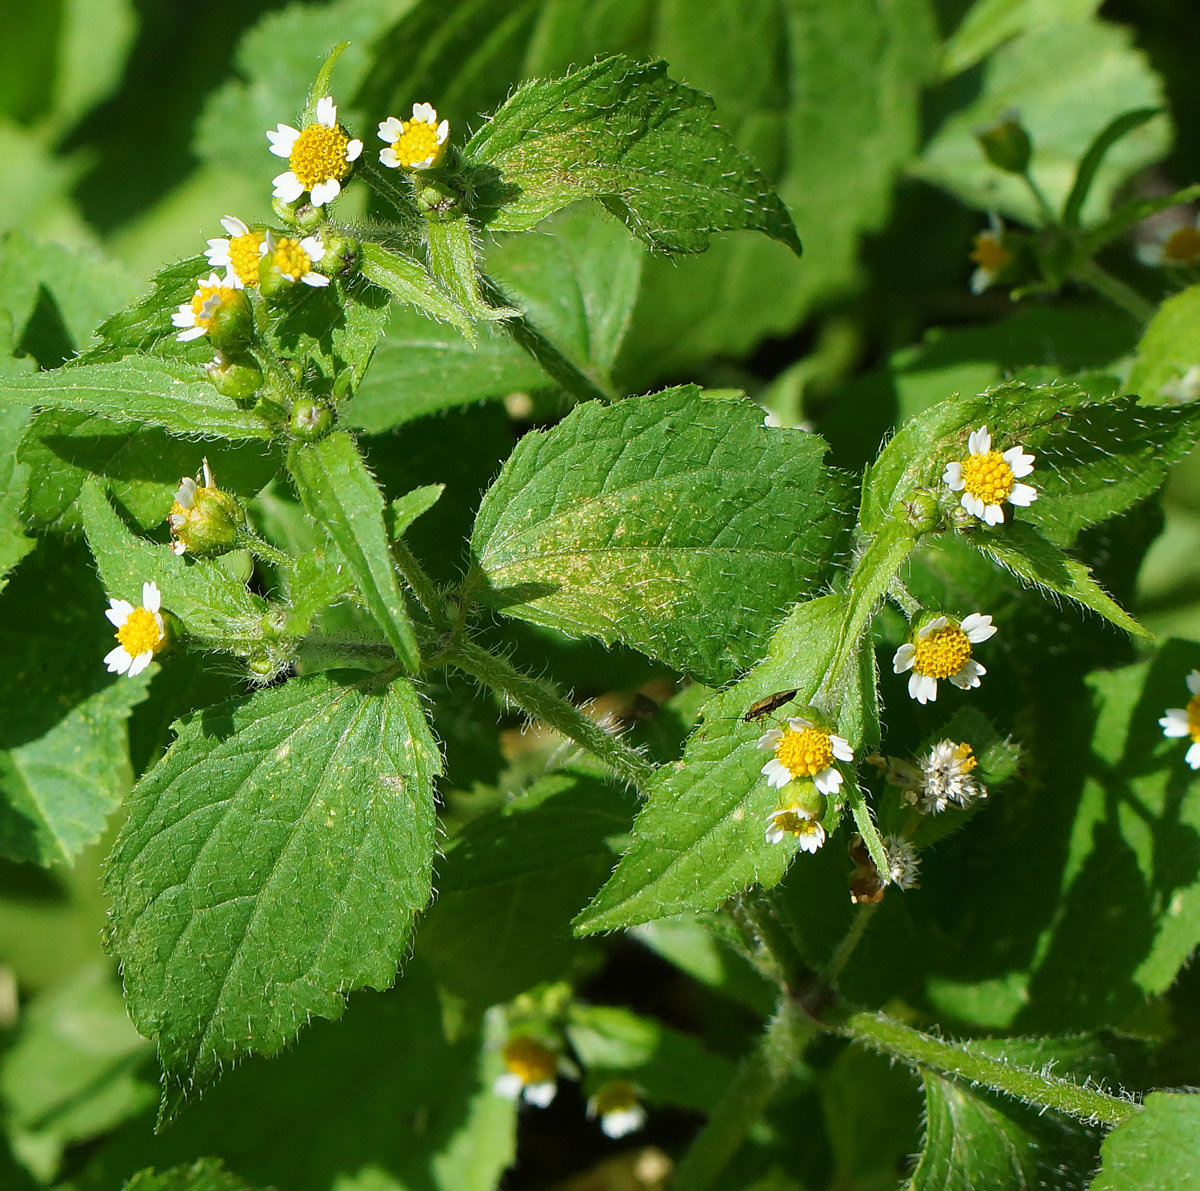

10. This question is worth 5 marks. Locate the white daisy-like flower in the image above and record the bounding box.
[882,835,921,889]
[764,804,827,852]
[104,582,166,677]
[1159,669,1200,770]
[493,1037,563,1108]
[757,716,853,796]
[587,1081,647,1139]
[1138,218,1200,269]
[910,740,987,813]
[261,230,330,287]
[378,102,450,170]
[943,426,1037,526]
[267,95,363,207]
[969,217,1013,294]
[893,613,996,705]
[204,216,266,289]
[171,273,242,342]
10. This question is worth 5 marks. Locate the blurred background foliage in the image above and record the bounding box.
[5,0,1200,1188]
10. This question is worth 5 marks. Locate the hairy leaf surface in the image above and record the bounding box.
[1091,1092,1200,1189]
[471,386,851,685]
[105,672,440,1115]
[466,54,802,256]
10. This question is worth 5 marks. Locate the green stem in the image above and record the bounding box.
[846,781,889,890]
[238,527,293,571]
[823,902,878,989]
[1022,170,1059,229]
[442,638,655,788]
[671,1000,815,1191]
[1071,258,1155,324]
[840,1010,1141,1126]
[478,272,616,406]
[390,536,452,634]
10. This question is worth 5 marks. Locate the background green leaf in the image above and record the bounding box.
[1090,1091,1200,1190]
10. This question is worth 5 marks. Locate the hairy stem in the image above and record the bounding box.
[823,902,878,989]
[390,535,452,634]
[840,1010,1141,1126]
[442,638,655,788]
[671,1000,815,1191]
[478,272,616,405]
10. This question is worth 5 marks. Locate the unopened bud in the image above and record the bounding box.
[416,178,462,220]
[289,397,334,441]
[205,289,254,352]
[167,460,246,558]
[206,351,263,403]
[320,233,360,278]
[975,111,1032,175]
[896,489,940,534]
[272,195,326,234]
[949,503,978,534]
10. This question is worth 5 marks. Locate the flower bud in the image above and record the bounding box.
[321,232,360,278]
[416,178,462,219]
[975,111,1032,175]
[896,489,940,534]
[289,397,334,441]
[167,461,246,558]
[272,194,326,234]
[788,780,826,821]
[204,289,254,352]
[206,351,263,403]
[949,503,978,534]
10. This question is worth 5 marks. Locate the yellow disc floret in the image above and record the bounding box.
[1187,695,1200,742]
[228,232,265,287]
[190,283,237,331]
[775,726,835,779]
[592,1080,639,1115]
[1164,226,1200,266]
[290,124,353,190]
[270,237,312,281]
[502,1037,557,1084]
[912,624,972,680]
[953,741,978,770]
[116,608,164,658]
[392,119,441,168]
[959,449,1016,507]
[970,233,1012,273]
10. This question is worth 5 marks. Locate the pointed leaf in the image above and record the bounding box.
[972,520,1148,637]
[576,593,874,933]
[359,241,477,342]
[466,55,802,256]
[105,672,440,1115]
[0,355,270,440]
[470,386,852,686]
[288,431,420,672]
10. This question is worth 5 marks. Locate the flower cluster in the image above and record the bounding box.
[893,613,996,705]
[493,1034,646,1139]
[104,582,167,677]
[944,426,1037,526]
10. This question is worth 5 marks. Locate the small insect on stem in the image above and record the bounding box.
[742,689,799,722]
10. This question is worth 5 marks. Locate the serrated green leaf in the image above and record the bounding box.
[913,18,1168,227]
[359,241,477,342]
[18,408,280,533]
[466,54,801,256]
[470,386,851,685]
[80,255,210,365]
[78,478,271,653]
[1090,1092,1200,1190]
[288,431,420,671]
[973,520,1148,637]
[1126,285,1200,403]
[576,592,873,933]
[105,671,440,1115]
[0,965,154,1183]
[0,538,150,867]
[388,484,443,539]
[0,355,270,440]
[123,1159,265,1191]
